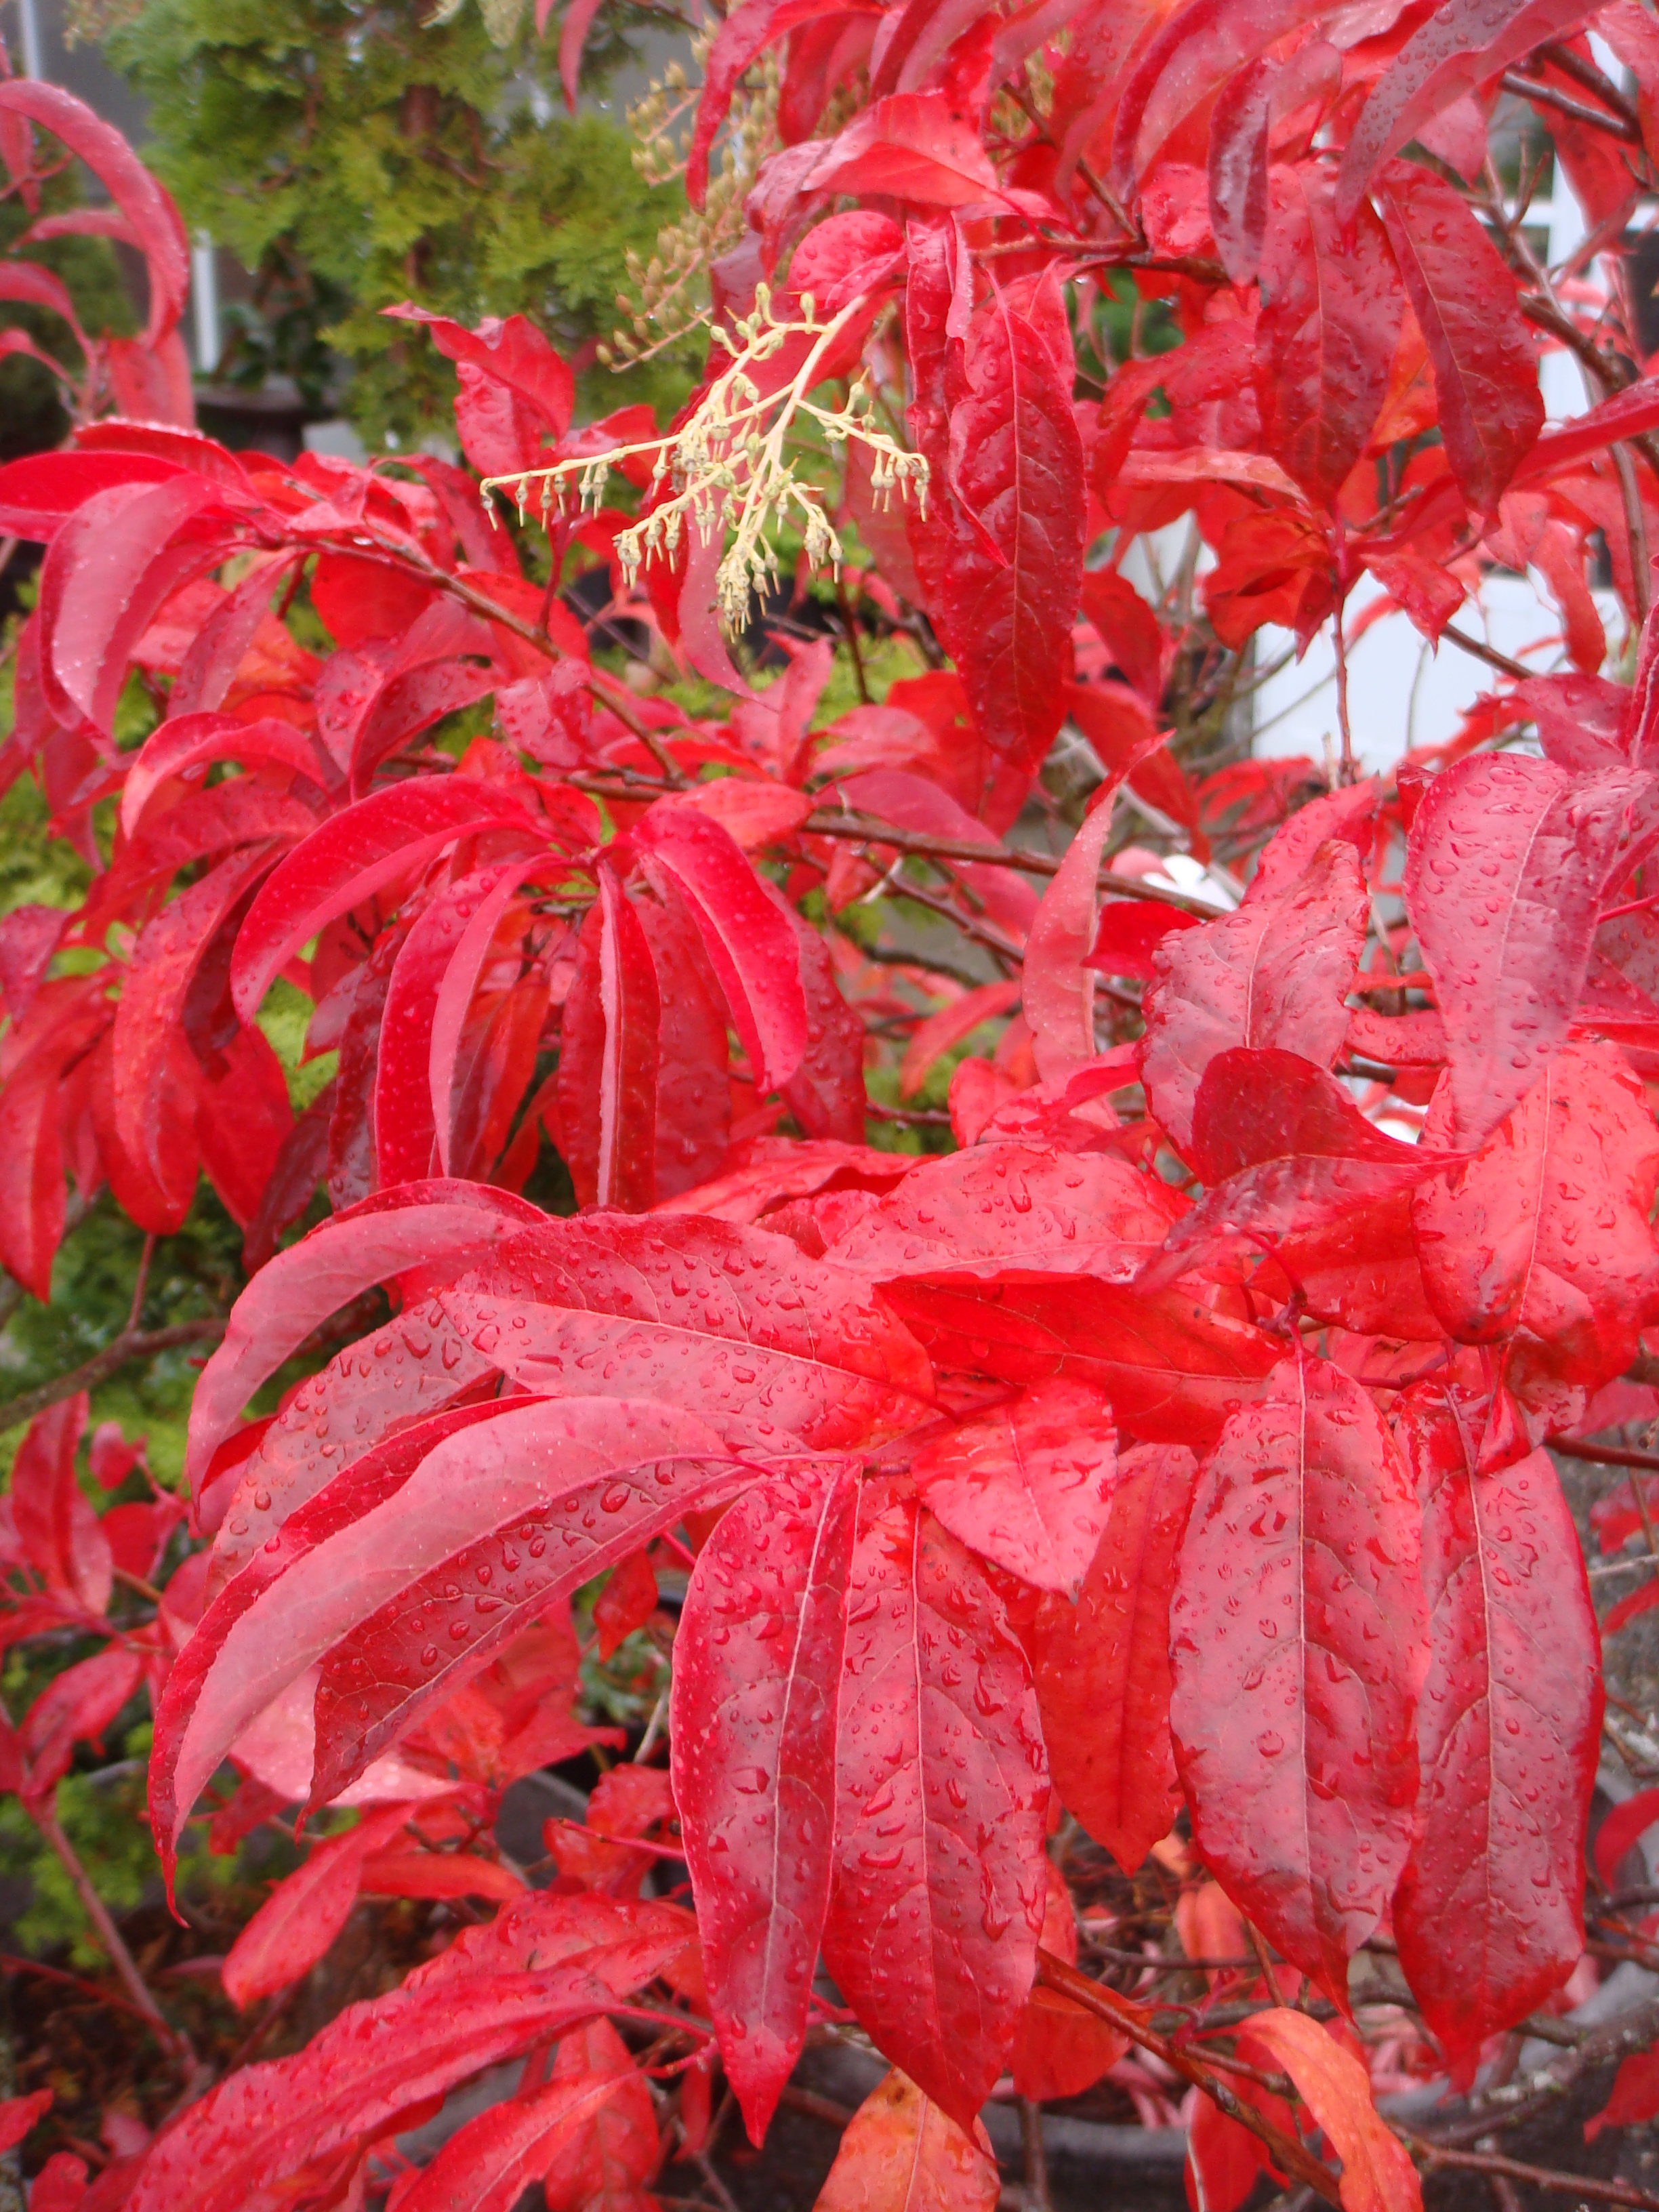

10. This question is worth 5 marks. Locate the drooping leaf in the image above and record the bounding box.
[1255,165,1401,507]
[1170,1357,1427,2007]
[1411,1041,1659,1396]
[1338,0,1599,223]
[821,1500,1048,2132]
[905,231,1085,801]
[556,869,660,1211]
[221,1802,417,2011]
[813,2070,999,2212]
[9,1394,109,1617]
[230,783,540,1024]
[672,1462,859,2144]
[1403,755,1640,1144]
[1141,842,1368,1153]
[1244,2009,1422,2212]
[1141,1046,1456,1289]
[1031,1441,1197,1872]
[123,1894,696,2212]
[19,1643,143,1802]
[164,1397,750,1834]
[1391,1393,1601,2078]
[911,1377,1115,1596]
[182,1180,543,1498]
[633,804,808,1096]
[1378,165,1544,518]
[152,1402,514,1877]
[438,1213,936,1452]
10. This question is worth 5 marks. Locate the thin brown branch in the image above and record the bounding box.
[1502,70,1641,142]
[32,1806,193,2067]
[1034,1949,1343,2207]
[0,1319,225,1435]
[1438,624,1536,684]
[1554,1438,1659,1471]
[1537,40,1645,130]
[1399,2127,1659,2210]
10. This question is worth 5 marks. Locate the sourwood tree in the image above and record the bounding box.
[9,5,1659,2208]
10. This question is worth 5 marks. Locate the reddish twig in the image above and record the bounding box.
[1034,1949,1343,2207]
[0,1319,226,1436]
[31,1806,194,2067]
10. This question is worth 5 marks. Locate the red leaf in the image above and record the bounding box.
[119,712,327,841]
[901,979,1023,1099]
[0,79,188,344]
[1170,1358,1427,2007]
[0,447,184,541]
[556,870,660,1210]
[356,1849,526,1904]
[1244,2009,1422,2212]
[37,474,247,732]
[1403,755,1639,1143]
[593,1548,659,1659]
[1025,793,1143,1082]
[1593,1786,1659,1889]
[153,1403,512,1872]
[632,805,808,1097]
[831,1139,1185,1279]
[396,2018,653,2212]
[905,241,1084,800]
[1031,1441,1197,1872]
[0,998,106,1303]
[10,1393,109,1616]
[821,1500,1048,2131]
[533,2017,659,2212]
[777,895,868,1143]
[221,1801,415,2010]
[441,1214,935,1452]
[1187,2088,1275,2212]
[808,92,1003,205]
[424,861,549,1178]
[1587,2049,1659,2142]
[182,1181,543,1497]
[1010,1982,1129,2101]
[0,903,66,1025]
[1393,1397,1601,2077]
[114,847,278,1195]
[1143,1047,1456,1290]
[310,552,438,651]
[814,2070,998,2212]
[229,781,539,1023]
[1377,165,1544,518]
[672,1462,859,2144]
[371,883,472,1190]
[25,2152,86,2212]
[912,1377,1115,1596]
[194,1025,293,1232]
[1412,1042,1659,1394]
[382,306,575,443]
[1338,0,1599,224]
[123,1893,695,2212]
[20,1644,142,1803]
[1141,842,1367,1154]
[0,2090,52,2156]
[1109,0,1314,185]
[306,1402,752,1811]
[1256,165,1401,507]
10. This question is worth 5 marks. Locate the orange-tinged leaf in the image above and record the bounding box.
[1244,2010,1421,2212]
[813,2071,998,2212]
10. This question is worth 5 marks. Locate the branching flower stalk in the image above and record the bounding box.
[481,285,928,632]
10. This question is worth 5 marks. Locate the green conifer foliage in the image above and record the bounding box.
[104,0,692,444]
